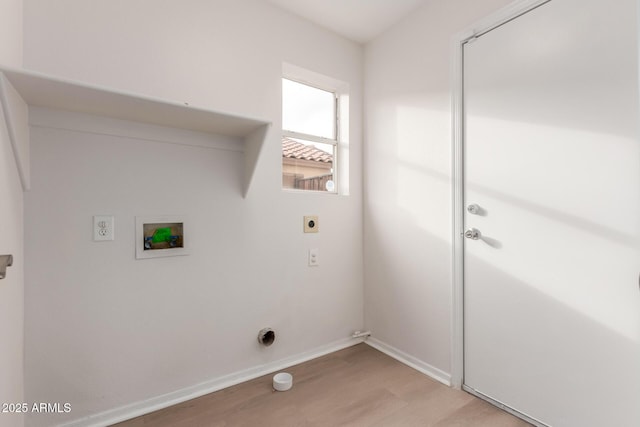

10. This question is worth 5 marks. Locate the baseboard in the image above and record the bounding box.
[463,385,549,427]
[58,337,363,427]
[365,337,451,386]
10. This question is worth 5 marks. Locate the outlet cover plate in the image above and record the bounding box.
[309,248,319,266]
[93,215,114,241]
[304,216,318,233]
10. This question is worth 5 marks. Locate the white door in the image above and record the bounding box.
[463,0,640,426]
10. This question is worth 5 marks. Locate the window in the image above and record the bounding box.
[282,78,339,193]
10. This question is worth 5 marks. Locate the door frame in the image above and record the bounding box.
[449,0,552,389]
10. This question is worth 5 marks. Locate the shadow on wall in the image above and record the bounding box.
[365,205,640,424]
[393,117,639,334]
[367,149,640,425]
[388,94,639,328]
[365,91,639,413]
[364,206,453,363]
[364,92,455,374]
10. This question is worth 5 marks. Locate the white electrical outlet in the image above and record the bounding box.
[309,248,319,267]
[93,215,114,241]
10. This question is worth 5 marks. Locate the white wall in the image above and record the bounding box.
[363,0,511,379]
[22,1,363,426]
[0,0,23,67]
[0,2,24,426]
[0,95,25,427]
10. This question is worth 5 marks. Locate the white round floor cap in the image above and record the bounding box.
[273,372,293,391]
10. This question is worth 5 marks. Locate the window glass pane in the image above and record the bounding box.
[282,137,335,192]
[282,79,335,139]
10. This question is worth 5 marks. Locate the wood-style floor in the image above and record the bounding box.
[113,344,531,426]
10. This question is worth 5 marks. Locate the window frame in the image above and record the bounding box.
[281,75,343,195]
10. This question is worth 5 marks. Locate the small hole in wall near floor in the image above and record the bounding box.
[258,328,275,346]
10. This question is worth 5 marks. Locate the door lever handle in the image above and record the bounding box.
[464,228,481,240]
[0,254,13,280]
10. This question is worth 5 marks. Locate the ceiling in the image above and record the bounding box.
[267,0,428,44]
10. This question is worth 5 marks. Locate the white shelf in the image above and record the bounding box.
[0,67,270,136]
[0,66,271,196]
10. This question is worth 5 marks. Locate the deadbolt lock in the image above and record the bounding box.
[467,204,480,215]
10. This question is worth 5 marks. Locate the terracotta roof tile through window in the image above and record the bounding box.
[282,137,333,163]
